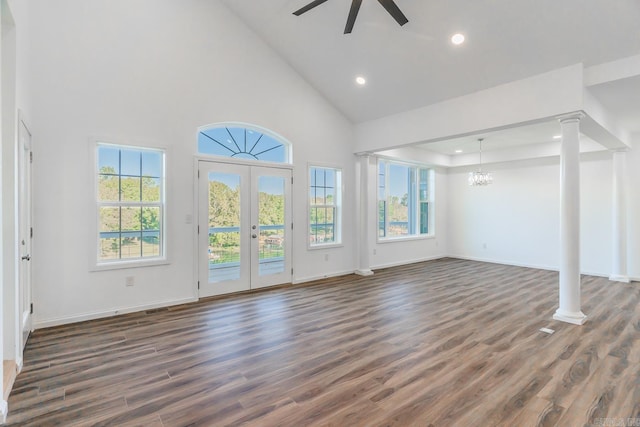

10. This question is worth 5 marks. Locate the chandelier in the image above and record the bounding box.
[468,138,493,186]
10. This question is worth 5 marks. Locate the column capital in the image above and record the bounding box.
[557,111,585,124]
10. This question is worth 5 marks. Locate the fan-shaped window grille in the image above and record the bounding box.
[198,125,290,163]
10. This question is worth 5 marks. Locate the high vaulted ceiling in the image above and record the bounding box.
[221,0,640,127]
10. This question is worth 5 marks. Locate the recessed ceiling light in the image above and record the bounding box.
[553,135,561,139]
[455,149,463,153]
[355,76,366,86]
[451,33,465,45]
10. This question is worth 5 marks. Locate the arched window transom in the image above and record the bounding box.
[198,125,290,163]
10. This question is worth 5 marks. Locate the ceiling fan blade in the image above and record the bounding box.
[344,0,363,34]
[293,0,330,16]
[377,0,409,26]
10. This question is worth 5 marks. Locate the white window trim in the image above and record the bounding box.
[90,139,169,271]
[376,158,434,243]
[307,163,343,250]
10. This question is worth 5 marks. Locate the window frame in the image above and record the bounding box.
[197,122,293,165]
[377,158,434,243]
[92,141,168,270]
[308,164,343,249]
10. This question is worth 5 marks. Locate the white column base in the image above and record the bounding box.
[354,269,374,277]
[609,274,630,283]
[553,309,587,325]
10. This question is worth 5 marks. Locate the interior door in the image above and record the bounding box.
[17,117,33,349]
[198,161,292,297]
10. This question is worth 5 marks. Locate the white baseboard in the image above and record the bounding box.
[371,255,446,271]
[33,297,198,330]
[449,254,558,272]
[582,271,610,279]
[447,254,612,278]
[609,274,630,283]
[0,399,7,424]
[293,269,356,285]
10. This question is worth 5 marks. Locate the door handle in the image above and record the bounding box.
[21,254,31,261]
[252,234,257,239]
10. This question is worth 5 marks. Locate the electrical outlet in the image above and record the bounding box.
[324,254,329,261]
[125,276,135,287]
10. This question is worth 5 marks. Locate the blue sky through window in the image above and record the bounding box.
[388,163,410,197]
[198,127,287,163]
[98,145,163,178]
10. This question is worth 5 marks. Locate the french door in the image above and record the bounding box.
[198,161,292,297]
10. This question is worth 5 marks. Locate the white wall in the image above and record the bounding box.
[28,0,356,327]
[0,0,7,411]
[2,0,17,364]
[447,150,613,276]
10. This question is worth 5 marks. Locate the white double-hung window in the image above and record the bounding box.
[378,159,432,239]
[309,166,342,247]
[96,143,166,265]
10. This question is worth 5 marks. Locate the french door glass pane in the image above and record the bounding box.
[209,172,241,283]
[258,176,285,276]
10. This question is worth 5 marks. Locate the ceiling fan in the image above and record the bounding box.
[293,0,409,34]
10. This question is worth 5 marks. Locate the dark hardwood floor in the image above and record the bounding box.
[6,258,640,426]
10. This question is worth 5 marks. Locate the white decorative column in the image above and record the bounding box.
[553,113,587,325]
[610,149,629,283]
[355,154,374,276]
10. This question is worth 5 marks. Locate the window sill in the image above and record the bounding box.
[91,258,169,272]
[377,234,435,244]
[308,243,344,251]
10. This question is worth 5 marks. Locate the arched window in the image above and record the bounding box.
[198,123,291,163]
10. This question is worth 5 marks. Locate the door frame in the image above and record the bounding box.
[16,111,33,356]
[193,156,294,298]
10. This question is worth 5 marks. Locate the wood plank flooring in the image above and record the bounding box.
[6,258,640,426]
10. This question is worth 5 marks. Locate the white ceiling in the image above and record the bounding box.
[221,0,640,125]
